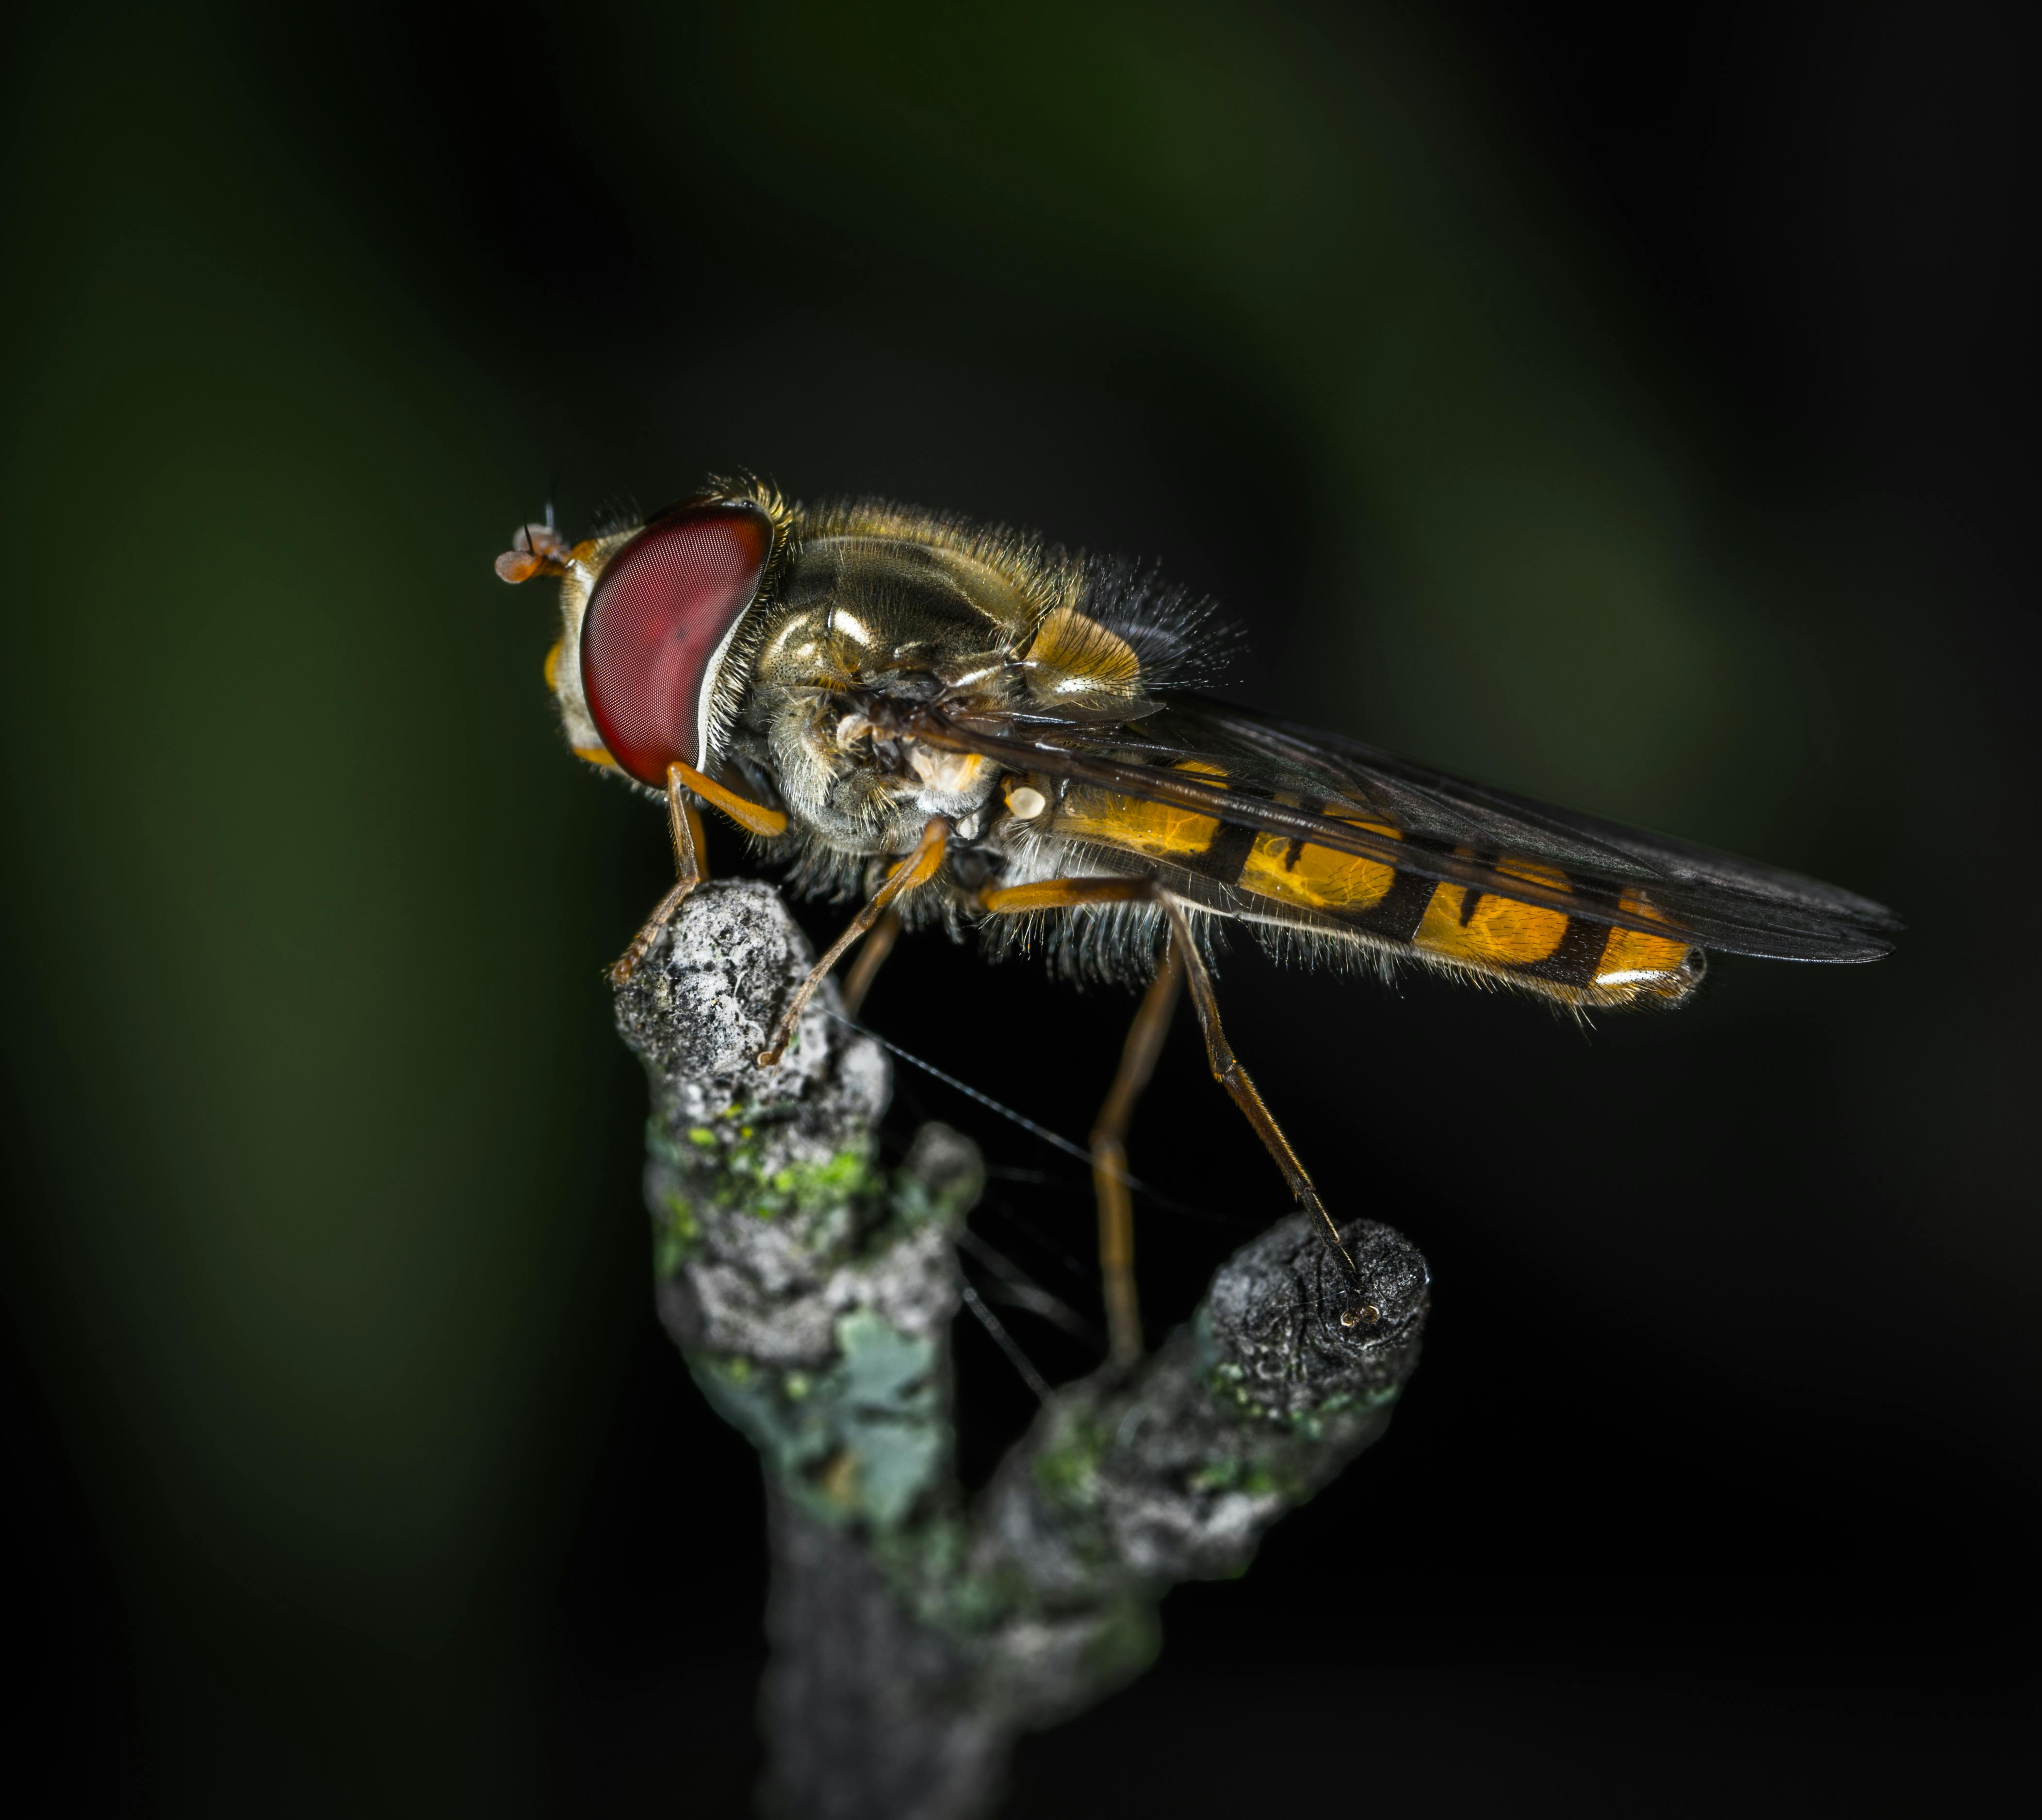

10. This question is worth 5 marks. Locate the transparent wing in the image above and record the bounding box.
[918,694,1900,962]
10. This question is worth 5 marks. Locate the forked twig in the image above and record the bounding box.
[613,880,1429,1820]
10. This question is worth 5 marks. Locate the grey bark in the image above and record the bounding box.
[612,880,1430,1820]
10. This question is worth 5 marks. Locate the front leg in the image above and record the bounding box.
[611,761,791,986]
[609,776,710,986]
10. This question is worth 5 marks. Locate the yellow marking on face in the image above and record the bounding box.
[1594,926,1695,990]
[1056,785,1220,858]
[1240,834,1396,914]
[543,639,563,693]
[572,744,619,770]
[1416,882,1571,967]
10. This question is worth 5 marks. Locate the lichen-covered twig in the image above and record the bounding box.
[614,881,1430,1820]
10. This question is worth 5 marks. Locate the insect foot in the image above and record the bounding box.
[610,880,1428,1820]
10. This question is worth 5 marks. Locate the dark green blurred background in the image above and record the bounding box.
[4,2,2036,1812]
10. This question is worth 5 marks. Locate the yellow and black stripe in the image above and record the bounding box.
[1048,778,1702,1008]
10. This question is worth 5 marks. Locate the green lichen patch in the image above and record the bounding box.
[1031,1410,1111,1513]
[826,1308,947,1525]
[701,1131,880,1224]
[764,1146,879,1217]
[1201,1365,1405,1437]
[652,1189,702,1276]
[686,1308,950,1532]
[868,1515,1036,1640]
[1187,1454,1282,1498]
[1274,1382,1404,1440]
[651,1109,885,1250]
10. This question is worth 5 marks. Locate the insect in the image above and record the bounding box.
[497,477,1899,1364]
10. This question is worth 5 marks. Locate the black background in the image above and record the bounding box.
[3,2,2036,1813]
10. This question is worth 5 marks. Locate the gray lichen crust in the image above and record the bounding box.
[977,1216,1426,1608]
[612,881,1429,1820]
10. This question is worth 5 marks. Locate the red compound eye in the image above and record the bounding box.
[579,502,774,786]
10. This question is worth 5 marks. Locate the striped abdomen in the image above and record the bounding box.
[1048,782,1703,1009]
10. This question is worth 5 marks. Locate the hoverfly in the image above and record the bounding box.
[497,476,1899,1363]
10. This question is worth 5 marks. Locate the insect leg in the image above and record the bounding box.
[611,761,791,985]
[1090,947,1185,1368]
[664,756,789,839]
[608,780,709,985]
[1155,894,1365,1298]
[977,875,1368,1308]
[758,818,950,1066]
[839,909,902,1019]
